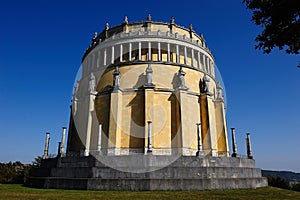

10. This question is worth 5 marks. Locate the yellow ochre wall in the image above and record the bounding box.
[93,63,228,156]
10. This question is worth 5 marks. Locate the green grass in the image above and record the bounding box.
[0,184,300,200]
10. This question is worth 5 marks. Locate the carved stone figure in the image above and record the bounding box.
[147,13,152,21]
[145,64,154,87]
[189,23,193,31]
[113,67,120,90]
[178,67,188,90]
[105,22,109,30]
[124,16,128,24]
[170,16,175,24]
[88,73,96,93]
[216,81,224,100]
[201,74,210,93]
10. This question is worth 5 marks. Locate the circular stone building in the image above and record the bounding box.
[68,15,228,157]
[28,15,268,190]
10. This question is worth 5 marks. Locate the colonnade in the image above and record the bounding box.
[82,35,215,78]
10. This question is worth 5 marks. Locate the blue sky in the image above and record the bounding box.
[0,1,299,172]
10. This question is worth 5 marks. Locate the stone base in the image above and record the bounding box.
[26,155,267,190]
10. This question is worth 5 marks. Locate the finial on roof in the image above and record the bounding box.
[189,24,193,31]
[92,32,98,45]
[105,22,109,30]
[147,13,152,21]
[170,16,175,24]
[124,16,128,24]
[93,32,97,39]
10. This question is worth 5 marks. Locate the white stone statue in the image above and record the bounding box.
[88,73,96,93]
[145,64,154,86]
[124,16,128,24]
[113,67,120,90]
[216,82,224,100]
[202,74,210,93]
[178,67,187,90]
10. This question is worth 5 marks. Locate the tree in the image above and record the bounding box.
[243,0,300,55]
[267,176,291,190]
[291,183,300,192]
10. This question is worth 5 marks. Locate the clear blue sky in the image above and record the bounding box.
[0,1,299,172]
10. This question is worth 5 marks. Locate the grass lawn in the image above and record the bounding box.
[0,184,300,200]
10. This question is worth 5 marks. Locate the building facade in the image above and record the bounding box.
[67,15,229,157]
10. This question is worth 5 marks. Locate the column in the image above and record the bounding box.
[176,44,179,63]
[206,57,210,74]
[196,123,204,156]
[211,61,215,76]
[138,42,141,60]
[231,128,238,157]
[43,132,50,159]
[184,46,187,65]
[111,46,114,64]
[167,43,170,62]
[197,51,201,70]
[246,133,253,159]
[60,127,66,156]
[129,43,132,61]
[103,48,107,66]
[147,121,153,153]
[57,142,61,157]
[87,57,90,74]
[120,44,123,62]
[148,41,151,61]
[202,54,206,72]
[97,50,100,68]
[97,124,102,152]
[191,48,194,67]
[91,53,95,71]
[158,42,161,61]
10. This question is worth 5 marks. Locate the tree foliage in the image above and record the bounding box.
[0,156,42,184]
[0,161,29,184]
[267,176,291,190]
[243,0,300,54]
[291,183,300,192]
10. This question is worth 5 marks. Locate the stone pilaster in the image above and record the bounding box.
[175,89,191,155]
[206,94,218,156]
[214,98,229,156]
[214,83,229,156]
[200,93,218,156]
[83,92,96,156]
[107,89,122,155]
